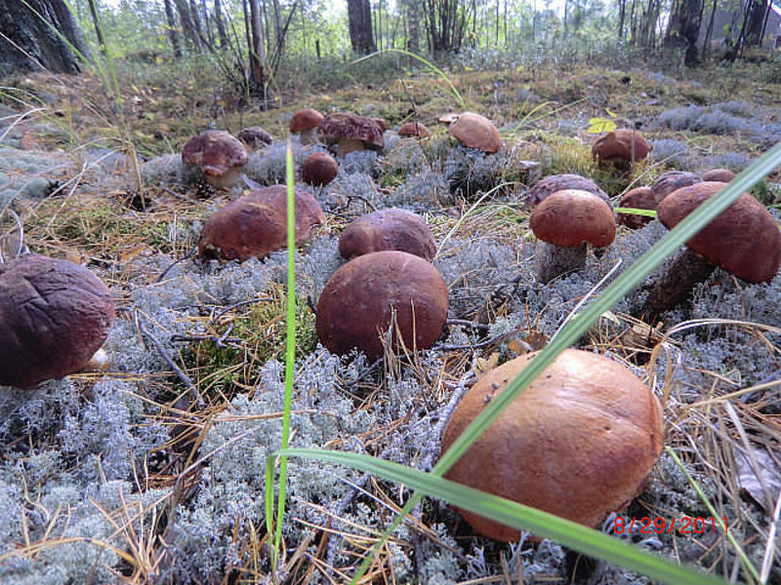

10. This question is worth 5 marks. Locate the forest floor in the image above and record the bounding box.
[0,55,780,585]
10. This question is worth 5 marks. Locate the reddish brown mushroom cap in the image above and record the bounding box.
[301,152,338,186]
[618,186,656,229]
[441,348,664,542]
[316,251,448,358]
[448,112,502,153]
[592,129,651,168]
[289,108,324,133]
[319,113,385,154]
[198,185,324,262]
[526,173,609,207]
[702,168,736,183]
[651,170,701,203]
[338,208,436,261]
[531,189,616,248]
[657,181,781,283]
[398,122,430,138]
[181,130,248,181]
[0,254,115,388]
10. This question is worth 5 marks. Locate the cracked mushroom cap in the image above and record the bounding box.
[702,168,736,183]
[338,208,436,261]
[651,170,701,203]
[526,173,610,207]
[181,130,248,182]
[448,112,502,153]
[592,129,651,168]
[198,185,324,262]
[531,189,616,248]
[289,108,324,133]
[618,186,656,229]
[301,152,338,186]
[441,348,664,542]
[398,122,430,138]
[0,254,115,389]
[316,251,448,358]
[657,181,781,283]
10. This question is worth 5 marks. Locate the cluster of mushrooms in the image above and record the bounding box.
[1,111,779,546]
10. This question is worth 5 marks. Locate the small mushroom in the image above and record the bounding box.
[316,251,448,358]
[644,181,781,319]
[289,108,325,145]
[526,173,609,207]
[339,208,436,261]
[319,113,385,157]
[301,152,338,186]
[617,186,656,229]
[448,112,502,153]
[0,254,115,388]
[592,129,651,170]
[441,348,664,542]
[237,126,273,150]
[181,130,248,190]
[702,168,736,183]
[530,189,616,283]
[198,185,324,262]
[650,170,701,204]
[398,122,430,139]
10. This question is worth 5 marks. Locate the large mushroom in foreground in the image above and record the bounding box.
[316,251,448,358]
[338,208,436,261]
[441,349,664,542]
[0,254,115,388]
[644,181,781,319]
[182,130,248,190]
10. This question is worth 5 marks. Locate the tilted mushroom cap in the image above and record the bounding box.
[531,189,616,248]
[651,170,701,203]
[319,113,385,153]
[448,112,502,153]
[301,152,338,186]
[702,168,736,183]
[657,181,781,283]
[237,126,273,149]
[198,185,324,262]
[592,129,651,167]
[339,208,436,261]
[398,122,430,138]
[316,251,448,358]
[0,254,115,388]
[526,173,609,207]
[289,108,324,133]
[441,348,664,542]
[438,112,460,125]
[618,186,656,229]
[181,130,248,185]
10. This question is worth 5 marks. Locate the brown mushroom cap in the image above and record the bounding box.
[657,181,781,283]
[181,130,248,180]
[531,189,616,248]
[438,112,460,125]
[198,185,324,262]
[237,126,273,149]
[0,254,115,388]
[398,122,430,138]
[651,170,701,203]
[448,112,502,153]
[316,251,448,358]
[319,113,385,153]
[702,168,736,183]
[289,108,324,133]
[526,173,609,207]
[338,208,436,261]
[301,152,339,186]
[592,129,651,168]
[618,186,656,229]
[441,348,664,542]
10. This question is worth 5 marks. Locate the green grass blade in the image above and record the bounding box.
[615,207,658,218]
[278,448,728,585]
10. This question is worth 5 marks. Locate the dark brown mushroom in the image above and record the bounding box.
[301,152,338,186]
[650,170,701,204]
[702,168,736,183]
[448,112,502,153]
[530,189,616,283]
[617,186,656,229]
[592,129,651,170]
[316,251,448,358]
[398,122,430,139]
[319,113,385,157]
[237,126,273,150]
[441,348,664,542]
[0,254,115,388]
[182,130,248,190]
[289,108,325,145]
[645,181,781,318]
[198,185,324,262]
[526,173,610,207]
[339,208,436,261]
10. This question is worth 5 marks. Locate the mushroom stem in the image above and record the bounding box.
[644,248,715,321]
[536,243,588,284]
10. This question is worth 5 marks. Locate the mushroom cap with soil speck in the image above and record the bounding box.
[441,348,664,542]
[198,185,324,262]
[338,208,436,261]
[531,189,616,248]
[592,129,651,168]
[448,112,502,153]
[0,254,115,389]
[301,152,338,186]
[657,181,781,283]
[651,170,701,203]
[181,130,248,189]
[316,251,448,358]
[526,173,609,207]
[617,186,656,229]
[702,168,736,183]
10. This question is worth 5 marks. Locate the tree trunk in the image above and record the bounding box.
[86,0,107,56]
[189,0,207,47]
[745,0,768,46]
[247,0,269,103]
[664,0,704,65]
[701,0,717,57]
[618,0,627,39]
[0,0,91,75]
[405,0,420,52]
[173,0,202,51]
[164,0,182,57]
[347,0,376,54]
[214,0,227,48]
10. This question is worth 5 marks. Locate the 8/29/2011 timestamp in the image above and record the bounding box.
[611,516,729,535]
